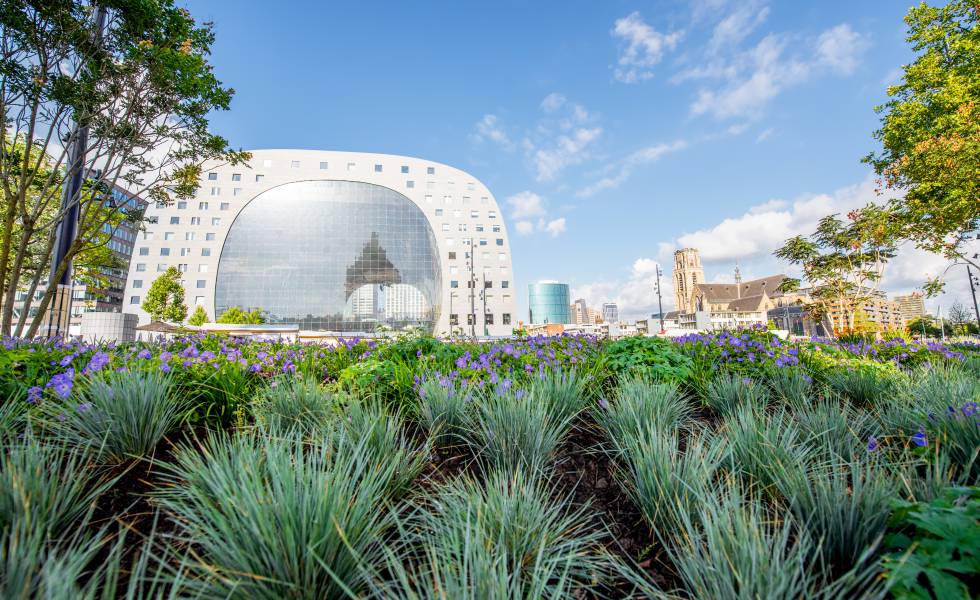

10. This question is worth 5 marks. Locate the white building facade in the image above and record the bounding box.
[122,150,517,336]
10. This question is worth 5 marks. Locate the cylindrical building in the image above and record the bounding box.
[528,281,571,324]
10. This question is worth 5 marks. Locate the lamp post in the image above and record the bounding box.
[968,265,980,333]
[654,263,664,333]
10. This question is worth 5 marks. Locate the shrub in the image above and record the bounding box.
[725,405,814,494]
[794,396,875,462]
[252,375,338,436]
[604,336,694,385]
[157,431,408,599]
[827,366,900,407]
[416,377,470,450]
[705,372,770,417]
[530,369,591,425]
[882,486,979,599]
[596,377,692,453]
[374,471,618,598]
[44,369,179,464]
[767,366,814,409]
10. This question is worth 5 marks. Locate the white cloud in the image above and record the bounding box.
[578,139,688,197]
[611,12,682,83]
[505,191,546,219]
[472,114,512,148]
[815,24,869,75]
[709,3,770,52]
[756,127,775,142]
[540,93,566,113]
[515,220,535,235]
[544,217,566,237]
[532,126,603,182]
[573,257,675,319]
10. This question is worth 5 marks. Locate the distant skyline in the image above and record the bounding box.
[186,0,972,320]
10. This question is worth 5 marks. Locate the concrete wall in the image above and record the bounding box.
[80,312,138,343]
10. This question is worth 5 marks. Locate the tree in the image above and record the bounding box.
[864,1,980,293]
[141,267,186,323]
[0,1,249,337]
[216,306,265,325]
[187,304,209,326]
[947,299,974,334]
[775,207,897,335]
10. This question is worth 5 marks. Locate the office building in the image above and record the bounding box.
[122,150,516,336]
[602,302,618,324]
[894,293,926,323]
[528,281,570,324]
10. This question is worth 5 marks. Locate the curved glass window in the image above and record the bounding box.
[528,282,571,324]
[216,180,441,332]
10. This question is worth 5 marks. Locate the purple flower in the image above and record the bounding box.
[866,436,878,452]
[598,397,609,411]
[26,386,43,404]
[85,351,110,373]
[159,351,172,363]
[77,402,92,413]
[137,349,152,360]
[159,363,172,374]
[59,354,75,367]
[911,428,928,447]
[46,370,74,399]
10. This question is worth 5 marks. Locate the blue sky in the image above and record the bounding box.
[186,0,971,319]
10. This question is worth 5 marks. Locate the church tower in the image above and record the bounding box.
[673,248,705,313]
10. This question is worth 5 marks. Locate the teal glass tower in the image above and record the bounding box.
[528,281,571,324]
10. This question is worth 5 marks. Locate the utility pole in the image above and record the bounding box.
[968,265,980,333]
[481,270,488,337]
[467,239,476,339]
[655,263,664,333]
[44,5,108,338]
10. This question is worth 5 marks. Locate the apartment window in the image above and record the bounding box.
[450,280,459,289]
[426,181,435,189]
[177,201,187,209]
[485,313,494,325]
[210,187,220,196]
[201,248,211,257]
[199,202,209,210]
[195,296,205,305]
[130,296,140,304]
[427,166,435,174]
[160,248,170,256]
[180,248,192,256]
[135,263,146,272]
[503,313,511,325]
[453,209,461,218]
[470,210,479,218]
[347,162,356,171]
[424,194,433,204]
[255,174,264,182]
[496,238,504,246]
[220,202,230,210]
[463,196,471,203]
[198,264,208,273]
[164,232,174,241]
[484,280,493,289]
[476,224,484,232]
[319,161,328,169]
[481,196,489,204]
[207,172,217,180]
[492,225,501,232]
[458,224,467,232]
[450,314,459,325]
[400,165,409,174]
[206,233,216,241]
[435,209,443,216]
[262,159,272,167]
[374,164,383,172]
[157,264,167,272]
[498,253,506,260]
[450,266,458,275]
[147,216,158,224]
[501,280,510,289]
[211,217,221,226]
[190,217,201,225]
[479,238,487,246]
[170,216,179,225]
[138,247,149,256]
[231,173,241,182]
[177,264,188,273]
[488,211,497,219]
[444,195,452,204]
[448,251,456,260]
[406,180,415,188]
[233,188,242,196]
[290,160,300,168]
[482,252,490,260]
[467,314,475,325]
[132,280,142,289]
[441,224,449,232]
[196,280,206,289]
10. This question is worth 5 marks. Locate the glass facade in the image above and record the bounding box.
[527,282,571,324]
[215,180,442,332]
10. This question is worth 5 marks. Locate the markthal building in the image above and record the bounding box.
[122,150,517,336]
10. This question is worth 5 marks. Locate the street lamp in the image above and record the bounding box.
[654,263,665,333]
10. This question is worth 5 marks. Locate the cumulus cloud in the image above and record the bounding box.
[544,217,566,237]
[506,191,546,220]
[505,191,567,238]
[611,12,682,83]
[708,3,770,52]
[472,114,512,148]
[540,93,566,113]
[578,139,688,197]
[573,257,674,319]
[815,24,869,75]
[532,127,603,181]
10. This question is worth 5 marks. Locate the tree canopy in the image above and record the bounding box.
[141,267,186,323]
[216,306,265,325]
[187,304,209,326]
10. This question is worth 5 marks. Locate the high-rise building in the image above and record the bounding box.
[602,302,619,324]
[122,150,516,335]
[894,293,926,323]
[673,248,705,313]
[528,281,571,324]
[570,298,589,324]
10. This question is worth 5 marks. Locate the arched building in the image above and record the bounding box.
[122,150,516,336]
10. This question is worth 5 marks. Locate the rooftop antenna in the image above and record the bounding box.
[734,262,742,299]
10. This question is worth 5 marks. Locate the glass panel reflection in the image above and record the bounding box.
[215,180,441,332]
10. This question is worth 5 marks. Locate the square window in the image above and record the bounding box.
[147,216,158,224]
[496,238,503,246]
[450,266,458,275]
[195,296,205,305]
[220,202,230,210]
[450,313,459,325]
[160,248,170,256]
[476,224,484,232]
[374,164,383,172]
[211,217,221,226]
[501,280,510,289]
[233,188,242,196]
[453,209,461,218]
[191,217,200,225]
[489,211,497,219]
[138,247,149,256]
[232,173,241,182]
[207,172,217,180]
[492,225,501,232]
[135,263,146,272]
[425,195,433,204]
[485,313,494,325]
[210,187,220,196]
[255,174,264,182]
[319,161,328,169]
[177,201,187,209]
[467,314,475,325]
[164,232,174,241]
[130,296,140,304]
[347,162,356,171]
[426,166,435,174]
[170,216,179,225]
[498,253,506,260]
[132,280,142,289]
[479,238,487,246]
[450,280,459,288]
[441,223,449,232]
[199,202,209,210]
[290,160,300,168]
[157,264,167,272]
[448,251,456,259]
[201,248,211,257]
[177,264,188,273]
[435,208,444,217]
[196,280,206,289]
[406,180,415,188]
[470,210,479,218]
[458,224,467,232]
[400,165,409,174]
[198,264,208,273]
[503,313,512,325]
[206,233,216,241]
